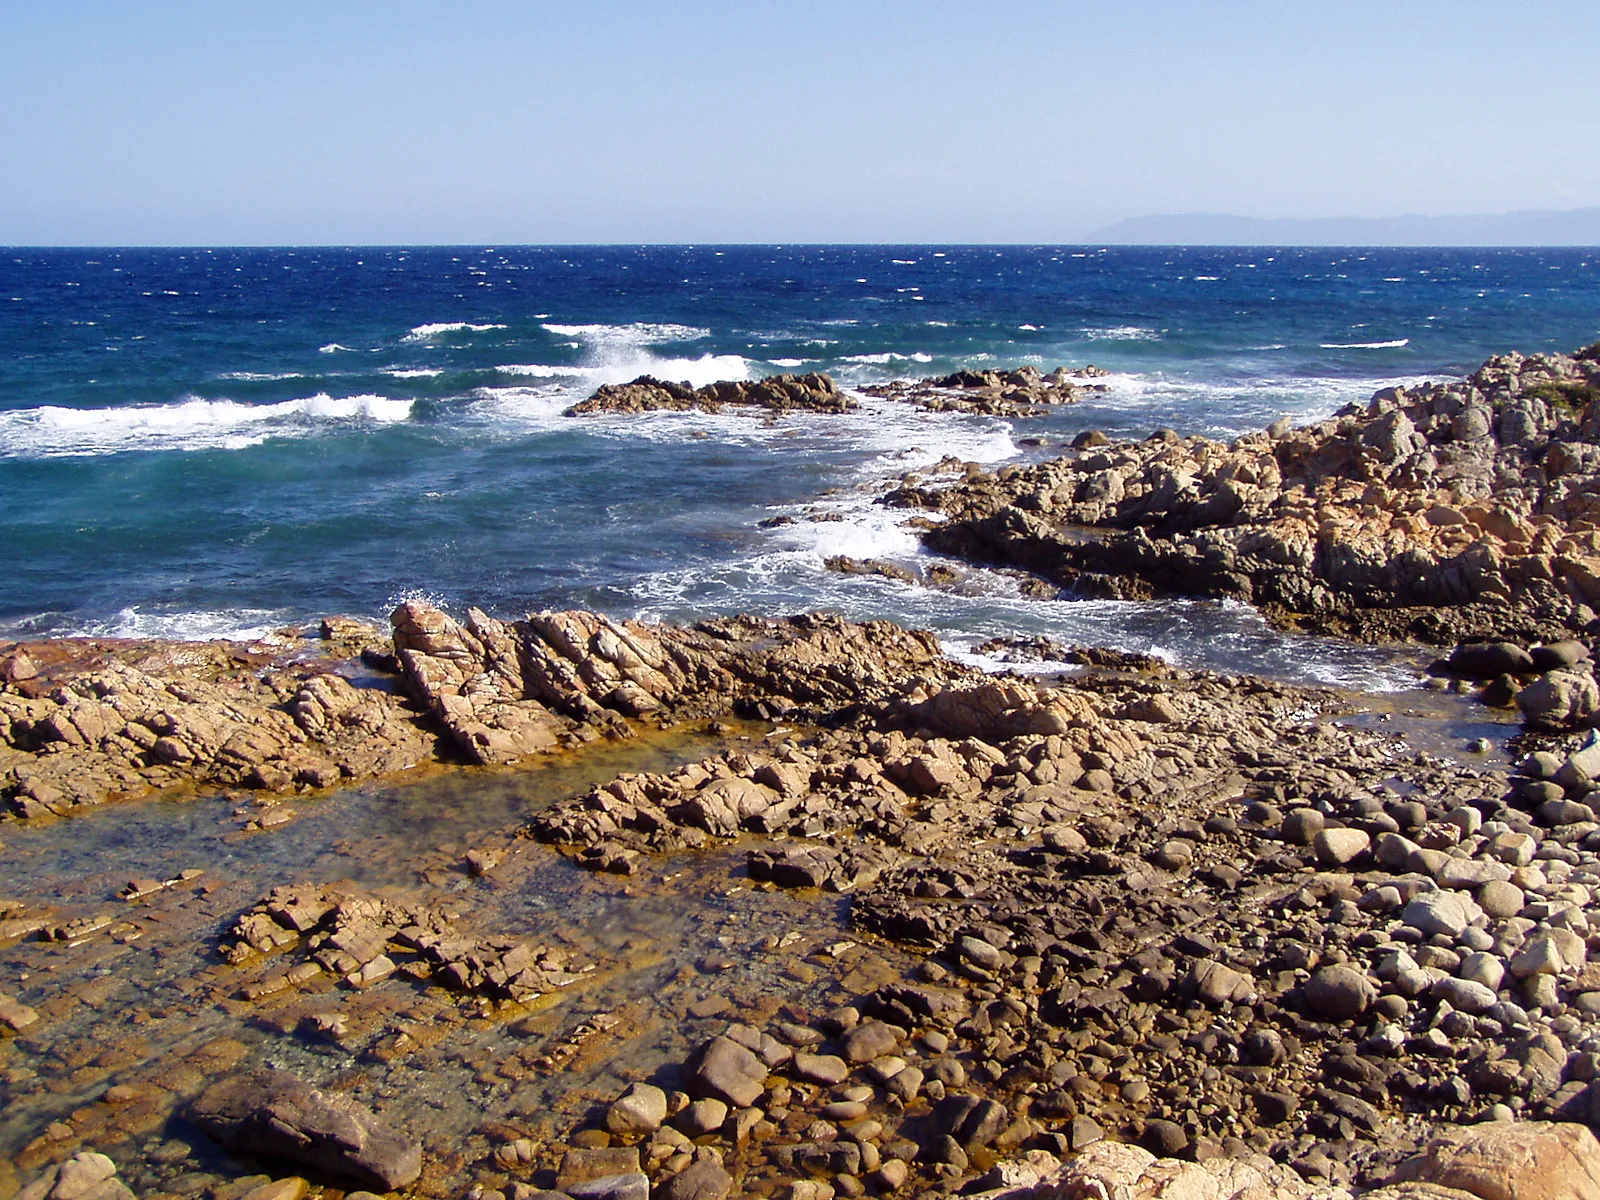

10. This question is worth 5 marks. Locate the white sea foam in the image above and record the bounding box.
[1065,369,1442,435]
[1081,326,1160,341]
[498,354,750,388]
[0,393,414,459]
[402,321,508,342]
[64,606,300,643]
[840,352,934,365]
[385,368,444,379]
[541,322,709,343]
[217,370,306,382]
[766,358,811,368]
[497,363,597,379]
[1320,339,1410,349]
[318,343,354,354]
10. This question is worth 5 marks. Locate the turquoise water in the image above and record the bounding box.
[2,245,1597,687]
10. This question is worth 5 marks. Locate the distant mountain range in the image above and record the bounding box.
[1090,207,1600,246]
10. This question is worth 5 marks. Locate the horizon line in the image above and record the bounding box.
[5,240,1600,251]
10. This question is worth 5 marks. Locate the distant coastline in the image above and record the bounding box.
[1091,206,1600,247]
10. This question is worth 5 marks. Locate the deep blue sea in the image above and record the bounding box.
[3,245,1598,689]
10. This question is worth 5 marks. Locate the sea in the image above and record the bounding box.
[3,244,1598,692]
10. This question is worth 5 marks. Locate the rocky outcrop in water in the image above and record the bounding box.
[0,621,435,819]
[564,373,854,416]
[889,346,1600,646]
[391,602,955,764]
[0,604,956,817]
[861,365,1105,416]
[218,882,599,1003]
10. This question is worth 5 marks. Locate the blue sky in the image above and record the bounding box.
[3,1,1598,244]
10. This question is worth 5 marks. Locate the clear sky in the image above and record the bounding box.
[4,1,1598,245]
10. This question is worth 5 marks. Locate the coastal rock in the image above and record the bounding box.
[1517,668,1600,731]
[17,1153,135,1200]
[690,1036,768,1108]
[968,1139,1343,1198]
[1396,1119,1600,1199]
[657,1159,733,1200]
[892,344,1600,650]
[188,1069,422,1190]
[1304,965,1376,1020]
[0,627,433,816]
[606,1082,669,1135]
[861,365,1099,416]
[565,372,852,417]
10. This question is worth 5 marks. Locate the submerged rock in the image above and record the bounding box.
[188,1069,422,1190]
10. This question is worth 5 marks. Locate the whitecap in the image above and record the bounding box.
[766,358,811,368]
[840,352,934,365]
[217,370,306,382]
[0,393,415,459]
[318,343,354,353]
[402,321,508,342]
[1081,326,1159,341]
[1067,369,1442,434]
[384,368,444,379]
[1320,339,1410,349]
[540,322,709,343]
[497,363,601,379]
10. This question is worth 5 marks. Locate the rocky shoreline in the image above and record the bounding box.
[8,347,1600,1200]
[882,344,1600,649]
[5,601,1600,1199]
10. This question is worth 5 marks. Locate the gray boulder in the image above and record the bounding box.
[1517,668,1600,731]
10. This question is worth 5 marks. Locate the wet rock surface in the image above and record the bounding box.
[1,604,954,819]
[0,620,435,819]
[564,374,853,417]
[10,436,1600,1198]
[188,1069,422,1190]
[885,345,1600,648]
[860,366,1105,416]
[512,637,1600,1195]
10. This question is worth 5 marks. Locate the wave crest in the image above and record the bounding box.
[0,394,414,459]
[403,322,508,342]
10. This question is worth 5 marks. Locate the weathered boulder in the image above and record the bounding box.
[657,1159,733,1200]
[1448,642,1535,679]
[1518,669,1600,731]
[605,1082,668,1135]
[965,1138,1346,1198]
[1403,890,1483,939]
[1395,1119,1600,1200]
[688,1036,767,1108]
[16,1153,135,1200]
[1304,965,1377,1020]
[188,1069,422,1190]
